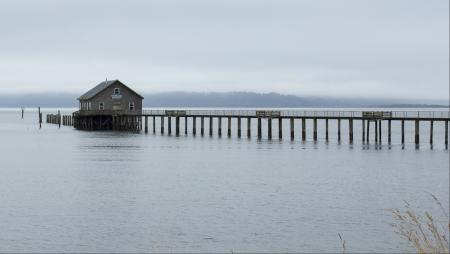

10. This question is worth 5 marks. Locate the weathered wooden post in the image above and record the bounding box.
[200,116,204,136]
[388,120,391,144]
[290,118,294,140]
[21,107,24,119]
[257,118,262,139]
[168,117,172,135]
[349,119,353,144]
[268,118,272,140]
[366,120,370,143]
[445,121,448,148]
[218,117,222,137]
[378,120,382,143]
[374,120,378,143]
[58,110,61,128]
[313,118,317,141]
[401,120,405,145]
[429,120,433,145]
[362,120,365,143]
[414,119,419,146]
[38,107,42,128]
[278,118,282,139]
[227,117,231,137]
[237,117,241,138]
[185,117,188,135]
[247,117,251,138]
[325,119,329,142]
[152,116,155,133]
[301,118,306,141]
[209,117,213,136]
[193,116,197,136]
[176,116,180,136]
[337,119,341,142]
[145,116,148,133]
[160,116,164,134]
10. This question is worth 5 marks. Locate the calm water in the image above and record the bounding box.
[0,108,448,253]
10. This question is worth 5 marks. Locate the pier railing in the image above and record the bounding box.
[142,110,450,119]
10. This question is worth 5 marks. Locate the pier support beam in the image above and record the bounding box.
[201,116,204,136]
[301,118,306,141]
[378,120,382,143]
[290,118,294,140]
[388,120,391,144]
[278,118,282,139]
[415,119,419,146]
[257,118,262,139]
[247,117,251,138]
[445,121,448,148]
[185,117,188,135]
[193,117,197,136]
[268,118,272,140]
[145,116,148,133]
[337,119,341,142]
[160,116,164,134]
[209,117,213,136]
[176,117,180,136]
[401,120,405,145]
[218,117,222,137]
[237,117,241,138]
[366,120,370,143]
[313,118,317,141]
[349,119,353,144]
[375,120,378,143]
[362,120,365,143]
[325,119,329,142]
[227,117,231,137]
[429,120,433,145]
[168,117,172,135]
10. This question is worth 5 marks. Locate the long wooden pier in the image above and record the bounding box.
[45,109,450,148]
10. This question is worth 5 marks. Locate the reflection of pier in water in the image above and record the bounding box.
[47,110,449,148]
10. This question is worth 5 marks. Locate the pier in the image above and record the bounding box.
[44,109,450,148]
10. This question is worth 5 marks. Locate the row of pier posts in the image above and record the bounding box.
[142,116,449,147]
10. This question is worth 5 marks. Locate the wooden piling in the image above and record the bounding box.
[185,117,188,135]
[325,119,329,142]
[349,119,353,144]
[290,118,294,140]
[429,121,433,145]
[313,118,317,141]
[301,118,306,141]
[58,110,61,129]
[268,118,272,140]
[153,116,156,133]
[193,117,196,136]
[168,117,172,135]
[201,116,204,136]
[366,120,370,143]
[445,121,448,148]
[257,118,262,139]
[378,120,382,143]
[38,107,42,129]
[176,116,180,136]
[227,117,231,137]
[237,117,241,138]
[218,117,222,137]
[337,119,341,142]
[209,117,213,136]
[145,116,148,133]
[415,119,419,145]
[21,107,24,119]
[247,117,251,138]
[160,116,164,134]
[278,118,282,139]
[374,120,378,143]
[362,120,365,143]
[401,120,405,145]
[388,120,391,144]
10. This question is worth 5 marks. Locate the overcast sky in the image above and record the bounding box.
[0,0,448,101]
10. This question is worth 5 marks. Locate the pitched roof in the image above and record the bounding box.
[77,80,144,100]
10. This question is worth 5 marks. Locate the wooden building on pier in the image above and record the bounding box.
[73,80,144,131]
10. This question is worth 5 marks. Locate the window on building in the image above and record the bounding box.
[129,102,134,111]
[88,102,91,110]
[99,102,104,110]
[114,88,120,95]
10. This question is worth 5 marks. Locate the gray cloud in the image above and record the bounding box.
[0,0,448,101]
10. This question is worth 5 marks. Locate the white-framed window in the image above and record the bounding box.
[88,102,91,110]
[99,102,104,110]
[114,88,120,95]
[129,102,135,111]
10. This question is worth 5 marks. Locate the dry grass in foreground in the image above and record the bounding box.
[390,194,449,254]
